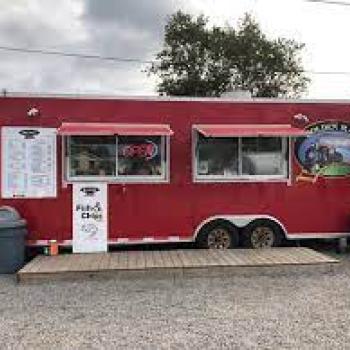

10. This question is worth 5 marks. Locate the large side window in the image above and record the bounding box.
[66,135,168,182]
[68,136,116,178]
[194,132,288,181]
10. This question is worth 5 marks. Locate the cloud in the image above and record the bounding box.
[0,0,180,94]
[84,0,173,32]
[82,0,183,64]
[0,0,348,98]
[0,0,89,93]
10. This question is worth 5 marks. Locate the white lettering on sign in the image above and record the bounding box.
[1,127,57,198]
[73,183,107,253]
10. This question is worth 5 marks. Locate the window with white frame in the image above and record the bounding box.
[194,132,289,181]
[66,135,168,182]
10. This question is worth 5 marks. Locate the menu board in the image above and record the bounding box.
[1,127,57,198]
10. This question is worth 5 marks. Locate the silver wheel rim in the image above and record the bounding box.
[207,228,231,249]
[251,226,275,248]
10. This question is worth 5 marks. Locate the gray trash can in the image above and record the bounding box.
[0,206,27,274]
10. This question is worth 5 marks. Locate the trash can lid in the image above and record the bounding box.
[0,206,26,228]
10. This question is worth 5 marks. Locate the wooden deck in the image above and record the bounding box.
[17,247,339,283]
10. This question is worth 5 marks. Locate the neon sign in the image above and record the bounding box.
[121,140,158,160]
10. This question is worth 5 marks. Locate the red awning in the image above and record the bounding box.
[58,123,174,136]
[194,124,308,137]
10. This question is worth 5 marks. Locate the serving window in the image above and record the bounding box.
[117,136,166,179]
[65,135,169,182]
[68,136,116,178]
[194,127,290,181]
[197,135,239,177]
[241,137,287,176]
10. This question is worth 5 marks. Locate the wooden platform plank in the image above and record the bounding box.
[37,255,63,273]
[245,250,269,265]
[17,248,339,283]
[159,250,175,268]
[292,247,335,263]
[197,250,214,265]
[79,253,99,271]
[72,254,93,271]
[245,250,263,265]
[96,253,110,270]
[233,249,254,265]
[282,247,317,264]
[208,250,232,266]
[108,251,122,269]
[152,251,165,268]
[263,249,299,265]
[174,250,188,267]
[46,255,72,272]
[118,252,128,270]
[126,251,138,270]
[135,251,146,269]
[144,251,155,268]
[190,250,209,266]
[203,250,223,266]
[19,255,46,274]
[105,253,115,270]
[226,249,249,265]
[187,250,206,267]
[65,254,86,272]
[280,248,312,264]
[167,250,184,268]
[275,249,307,264]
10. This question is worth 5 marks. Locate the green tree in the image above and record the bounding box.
[149,12,309,98]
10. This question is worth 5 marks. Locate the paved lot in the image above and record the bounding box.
[0,251,349,349]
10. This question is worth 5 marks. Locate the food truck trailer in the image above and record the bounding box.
[1,94,350,252]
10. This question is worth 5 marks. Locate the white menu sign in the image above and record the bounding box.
[1,127,57,198]
[73,183,108,253]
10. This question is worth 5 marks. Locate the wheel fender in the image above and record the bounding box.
[193,215,287,240]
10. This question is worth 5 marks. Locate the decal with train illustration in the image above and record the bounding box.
[295,121,350,181]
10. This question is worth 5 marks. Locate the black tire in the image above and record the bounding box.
[242,219,283,249]
[196,221,239,249]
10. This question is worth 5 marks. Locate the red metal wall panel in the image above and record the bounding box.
[1,96,350,243]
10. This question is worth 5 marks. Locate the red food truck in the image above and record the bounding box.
[1,94,350,252]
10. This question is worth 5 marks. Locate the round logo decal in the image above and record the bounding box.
[295,121,350,177]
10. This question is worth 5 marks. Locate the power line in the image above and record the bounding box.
[1,45,350,77]
[303,0,350,6]
[0,45,153,64]
[305,71,350,75]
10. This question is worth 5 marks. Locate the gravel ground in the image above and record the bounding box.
[1,252,350,349]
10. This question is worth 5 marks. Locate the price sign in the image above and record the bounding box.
[1,127,57,198]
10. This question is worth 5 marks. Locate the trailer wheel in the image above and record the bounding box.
[242,220,282,249]
[196,221,239,249]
